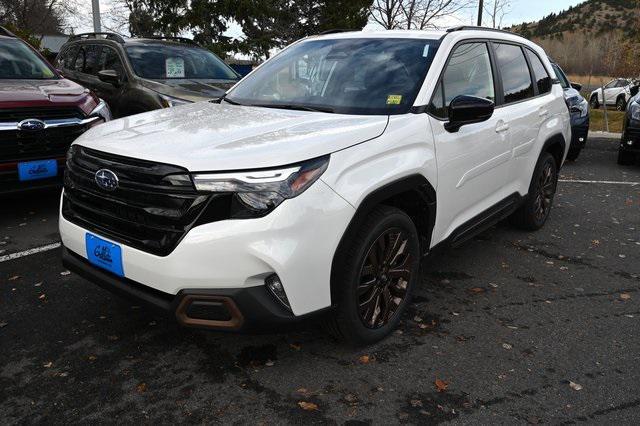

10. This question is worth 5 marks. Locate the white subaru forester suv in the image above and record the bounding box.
[60,27,570,345]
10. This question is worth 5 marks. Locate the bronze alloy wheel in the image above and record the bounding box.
[357,228,414,329]
[533,160,556,222]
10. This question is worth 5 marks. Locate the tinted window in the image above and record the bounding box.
[98,46,124,76]
[73,46,85,71]
[429,42,495,118]
[618,79,630,88]
[61,45,79,70]
[526,49,551,94]
[83,45,100,75]
[552,63,570,89]
[494,43,534,104]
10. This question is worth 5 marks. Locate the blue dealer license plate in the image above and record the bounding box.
[17,159,58,181]
[86,233,124,277]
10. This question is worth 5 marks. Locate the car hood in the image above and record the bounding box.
[0,78,96,113]
[73,102,389,171]
[141,78,239,102]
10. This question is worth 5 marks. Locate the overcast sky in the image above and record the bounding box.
[73,0,586,36]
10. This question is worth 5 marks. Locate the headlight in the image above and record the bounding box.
[192,156,329,217]
[159,93,192,108]
[569,98,588,118]
[88,98,112,126]
[630,101,640,121]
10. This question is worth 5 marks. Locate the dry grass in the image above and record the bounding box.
[567,75,617,87]
[589,109,625,133]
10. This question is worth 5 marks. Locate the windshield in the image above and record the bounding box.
[552,64,570,89]
[125,44,239,80]
[226,38,440,115]
[0,39,56,79]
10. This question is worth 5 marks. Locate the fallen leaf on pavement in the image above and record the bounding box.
[60,271,71,276]
[289,343,301,351]
[136,382,147,393]
[620,293,631,300]
[358,355,372,364]
[569,381,583,391]
[298,401,318,411]
[435,379,448,392]
[8,275,20,281]
[43,361,53,368]
[469,287,485,294]
[0,322,7,328]
[502,343,513,350]
[88,355,97,361]
[38,294,46,300]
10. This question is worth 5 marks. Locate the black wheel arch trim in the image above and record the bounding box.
[540,133,567,168]
[330,174,437,301]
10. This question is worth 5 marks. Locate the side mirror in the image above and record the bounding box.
[444,95,495,133]
[630,85,639,97]
[98,69,121,86]
[570,82,582,91]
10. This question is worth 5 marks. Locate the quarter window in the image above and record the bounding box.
[525,49,551,94]
[494,43,534,104]
[429,42,495,119]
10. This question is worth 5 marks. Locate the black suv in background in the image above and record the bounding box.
[619,85,640,165]
[55,33,241,118]
[550,61,589,161]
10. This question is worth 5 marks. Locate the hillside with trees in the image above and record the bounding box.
[510,0,640,77]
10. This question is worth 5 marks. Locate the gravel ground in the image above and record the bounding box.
[1,137,639,425]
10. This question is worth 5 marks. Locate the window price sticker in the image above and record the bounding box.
[387,95,403,105]
[165,57,185,78]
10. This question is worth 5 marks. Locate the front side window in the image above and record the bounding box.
[618,79,630,88]
[494,43,534,104]
[429,42,495,119]
[226,38,440,115]
[0,39,56,79]
[526,49,551,94]
[125,44,239,80]
[552,63,570,89]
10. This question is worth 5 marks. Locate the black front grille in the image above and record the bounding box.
[0,107,84,122]
[62,146,214,256]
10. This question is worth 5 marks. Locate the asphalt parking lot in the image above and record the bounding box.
[1,137,639,424]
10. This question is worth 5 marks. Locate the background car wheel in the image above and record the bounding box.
[325,206,421,346]
[616,96,626,111]
[589,95,599,109]
[510,152,558,231]
[617,149,636,166]
[565,146,582,161]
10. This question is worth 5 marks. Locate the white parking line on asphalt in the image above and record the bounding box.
[559,179,640,186]
[0,242,62,263]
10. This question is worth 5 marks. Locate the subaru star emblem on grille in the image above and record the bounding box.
[95,169,119,191]
[17,118,46,131]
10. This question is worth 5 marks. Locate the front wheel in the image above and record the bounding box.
[510,152,558,231]
[616,97,626,111]
[325,206,421,345]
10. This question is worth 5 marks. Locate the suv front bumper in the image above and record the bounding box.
[59,179,355,319]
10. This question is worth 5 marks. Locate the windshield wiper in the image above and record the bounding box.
[212,93,244,106]
[247,103,335,113]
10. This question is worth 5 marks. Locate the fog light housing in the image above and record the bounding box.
[578,137,585,143]
[628,140,634,146]
[265,274,291,311]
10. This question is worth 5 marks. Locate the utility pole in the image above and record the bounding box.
[92,0,101,32]
[477,0,483,26]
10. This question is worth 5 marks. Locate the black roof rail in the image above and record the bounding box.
[68,32,125,43]
[319,29,355,35]
[0,26,16,37]
[142,36,199,46]
[446,26,517,37]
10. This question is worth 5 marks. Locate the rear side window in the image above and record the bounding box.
[525,49,551,94]
[83,45,100,75]
[98,46,125,76]
[58,45,79,70]
[494,43,533,104]
[429,42,495,119]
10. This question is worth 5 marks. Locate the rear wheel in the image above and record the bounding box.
[618,149,636,166]
[590,95,599,109]
[325,206,420,345]
[510,152,558,231]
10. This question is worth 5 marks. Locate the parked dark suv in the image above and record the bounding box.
[550,61,589,161]
[0,27,111,194]
[619,85,640,165]
[55,33,241,118]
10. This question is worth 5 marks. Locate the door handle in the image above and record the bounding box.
[539,109,549,118]
[495,123,510,133]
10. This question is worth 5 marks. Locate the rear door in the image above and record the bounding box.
[92,45,127,117]
[428,41,513,243]
[70,44,100,93]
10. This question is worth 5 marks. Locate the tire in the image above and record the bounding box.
[510,152,558,231]
[616,96,626,111]
[590,95,599,109]
[325,205,421,346]
[617,149,636,166]
[565,146,582,161]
